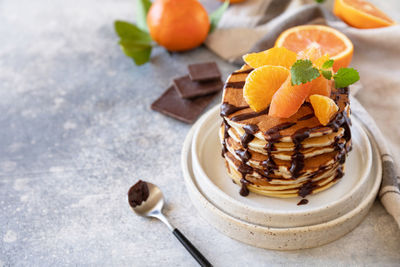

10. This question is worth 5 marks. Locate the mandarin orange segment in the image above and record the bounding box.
[274,25,353,72]
[243,65,289,112]
[307,76,331,100]
[243,47,297,69]
[269,75,312,118]
[334,0,395,29]
[298,46,332,100]
[310,94,339,126]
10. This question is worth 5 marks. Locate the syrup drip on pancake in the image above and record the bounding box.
[231,106,270,122]
[220,64,351,201]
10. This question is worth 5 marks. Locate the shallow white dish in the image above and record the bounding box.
[191,105,372,227]
[181,117,382,250]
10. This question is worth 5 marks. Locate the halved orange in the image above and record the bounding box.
[310,94,339,126]
[269,75,312,118]
[275,25,353,72]
[334,0,395,29]
[243,47,297,69]
[243,65,289,112]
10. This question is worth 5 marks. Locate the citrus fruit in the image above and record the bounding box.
[275,25,353,72]
[334,0,395,29]
[147,0,210,51]
[219,0,247,3]
[243,65,289,112]
[243,47,297,69]
[309,94,339,126]
[298,46,332,99]
[269,75,312,118]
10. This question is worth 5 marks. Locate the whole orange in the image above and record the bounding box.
[219,0,247,3]
[147,0,210,52]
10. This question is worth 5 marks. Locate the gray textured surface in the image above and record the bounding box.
[0,0,400,266]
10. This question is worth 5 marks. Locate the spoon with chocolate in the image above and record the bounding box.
[128,180,212,267]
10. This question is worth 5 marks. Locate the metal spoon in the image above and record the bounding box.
[128,180,212,267]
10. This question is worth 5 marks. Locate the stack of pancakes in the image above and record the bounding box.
[220,64,351,199]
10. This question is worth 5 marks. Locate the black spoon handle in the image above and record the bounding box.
[172,228,212,267]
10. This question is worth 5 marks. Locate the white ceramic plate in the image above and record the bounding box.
[181,118,382,250]
[191,105,372,227]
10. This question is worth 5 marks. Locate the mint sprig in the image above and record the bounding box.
[333,68,360,88]
[290,59,360,88]
[322,59,334,69]
[291,59,320,85]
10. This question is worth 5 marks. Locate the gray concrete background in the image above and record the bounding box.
[0,0,399,266]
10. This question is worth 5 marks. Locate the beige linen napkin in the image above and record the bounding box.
[206,1,400,228]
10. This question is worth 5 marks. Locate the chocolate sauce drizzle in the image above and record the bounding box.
[231,106,270,122]
[232,68,254,75]
[298,113,314,121]
[220,86,351,199]
[224,81,246,89]
[220,102,249,117]
[297,199,309,205]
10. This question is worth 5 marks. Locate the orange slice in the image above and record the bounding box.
[334,0,395,29]
[269,75,312,118]
[275,25,353,72]
[243,65,289,112]
[309,94,339,126]
[243,47,297,69]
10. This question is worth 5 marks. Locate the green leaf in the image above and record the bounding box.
[119,40,152,65]
[322,59,334,69]
[321,70,332,80]
[114,20,152,43]
[119,42,152,65]
[315,0,325,3]
[209,1,229,33]
[290,59,320,85]
[136,0,152,32]
[333,68,360,88]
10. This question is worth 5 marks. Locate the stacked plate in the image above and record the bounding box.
[181,105,382,250]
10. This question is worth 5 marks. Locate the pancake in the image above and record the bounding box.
[220,125,345,161]
[225,157,343,198]
[219,63,352,199]
[227,123,346,152]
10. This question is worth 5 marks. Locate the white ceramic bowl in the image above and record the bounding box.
[182,120,381,250]
[191,105,372,227]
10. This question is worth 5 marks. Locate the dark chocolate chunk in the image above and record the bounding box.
[151,85,215,124]
[128,180,149,208]
[188,62,221,82]
[173,75,223,99]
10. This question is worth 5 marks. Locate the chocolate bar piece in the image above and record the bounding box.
[151,85,216,124]
[173,75,223,99]
[188,62,221,82]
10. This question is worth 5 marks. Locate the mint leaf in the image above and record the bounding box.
[321,70,332,80]
[333,68,360,88]
[209,1,229,33]
[114,20,152,43]
[322,59,334,69]
[136,0,152,32]
[315,0,325,3]
[290,59,320,85]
